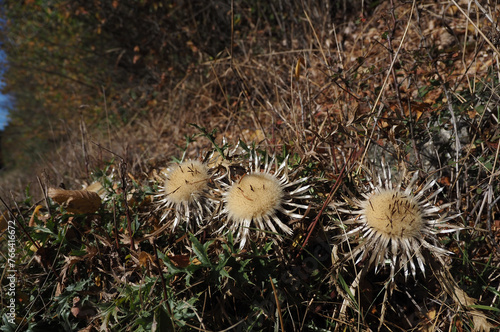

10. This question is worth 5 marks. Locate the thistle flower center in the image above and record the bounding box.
[164,161,209,204]
[226,173,283,220]
[364,189,423,238]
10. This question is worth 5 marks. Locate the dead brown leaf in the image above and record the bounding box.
[138,251,154,268]
[168,254,191,268]
[48,188,101,214]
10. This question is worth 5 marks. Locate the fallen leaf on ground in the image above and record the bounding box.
[48,188,101,214]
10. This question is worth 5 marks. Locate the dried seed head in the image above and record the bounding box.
[334,167,461,280]
[363,189,424,238]
[164,160,209,204]
[219,153,311,249]
[226,173,284,221]
[156,160,213,230]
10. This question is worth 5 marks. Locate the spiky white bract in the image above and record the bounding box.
[156,160,213,231]
[337,167,460,280]
[220,153,311,249]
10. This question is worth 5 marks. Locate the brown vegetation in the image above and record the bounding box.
[0,0,499,330]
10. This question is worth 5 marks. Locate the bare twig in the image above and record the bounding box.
[0,196,40,252]
[120,161,135,251]
[269,275,285,332]
[487,195,500,256]
[297,149,354,256]
[152,238,174,318]
[359,0,417,169]
[450,0,500,56]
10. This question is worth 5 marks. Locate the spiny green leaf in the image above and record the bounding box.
[189,234,213,267]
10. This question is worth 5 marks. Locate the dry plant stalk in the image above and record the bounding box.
[48,188,101,214]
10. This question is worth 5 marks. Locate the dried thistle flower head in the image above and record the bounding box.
[156,160,213,230]
[219,153,311,249]
[165,161,209,203]
[225,173,284,222]
[362,189,424,239]
[335,166,460,280]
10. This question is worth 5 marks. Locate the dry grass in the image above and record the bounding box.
[1,0,500,330]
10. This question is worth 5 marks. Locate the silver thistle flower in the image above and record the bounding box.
[219,152,311,249]
[156,160,214,231]
[334,165,461,280]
